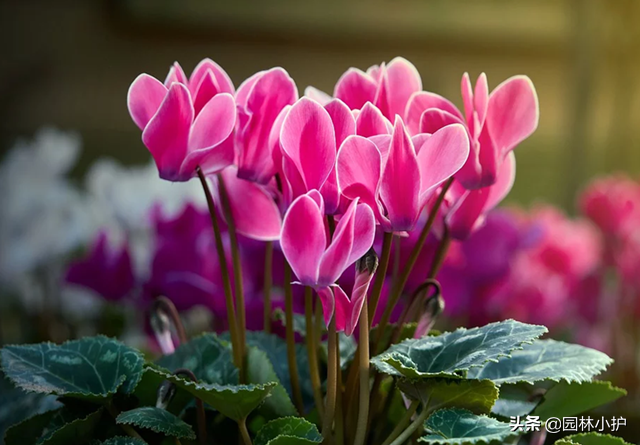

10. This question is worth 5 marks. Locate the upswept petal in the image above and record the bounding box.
[415,124,470,200]
[281,193,326,285]
[376,57,422,121]
[318,198,358,286]
[461,72,474,124]
[485,75,539,154]
[325,99,356,147]
[189,58,234,97]
[317,286,337,330]
[356,102,392,137]
[473,73,489,133]
[269,104,291,182]
[191,71,219,116]
[280,97,336,191]
[445,188,491,241]
[127,74,168,130]
[164,62,188,87]
[405,91,463,135]
[304,86,333,105]
[344,265,375,336]
[217,167,282,241]
[142,83,194,181]
[347,203,376,265]
[237,68,298,184]
[334,68,377,111]
[332,285,351,334]
[379,117,421,231]
[419,108,465,135]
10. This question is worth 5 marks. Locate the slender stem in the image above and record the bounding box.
[284,262,305,414]
[388,405,430,445]
[196,167,241,371]
[305,287,324,418]
[335,332,344,445]
[239,417,253,445]
[374,178,453,352]
[381,400,419,445]
[353,300,371,445]
[263,241,274,333]
[427,227,451,279]
[174,369,207,445]
[153,296,188,344]
[367,232,394,326]
[217,173,246,371]
[322,317,338,442]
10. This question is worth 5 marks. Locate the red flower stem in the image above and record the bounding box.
[322,317,338,441]
[196,167,242,373]
[305,286,324,418]
[216,173,247,376]
[353,299,370,445]
[263,241,274,334]
[284,261,305,414]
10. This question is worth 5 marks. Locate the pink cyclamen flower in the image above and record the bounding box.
[407,72,538,190]
[444,152,516,240]
[235,68,298,184]
[65,231,134,301]
[306,57,422,122]
[280,191,376,333]
[280,97,356,214]
[337,117,469,232]
[127,60,236,182]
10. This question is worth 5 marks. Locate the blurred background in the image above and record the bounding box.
[2,0,640,443]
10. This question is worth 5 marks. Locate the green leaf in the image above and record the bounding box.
[246,346,297,418]
[533,381,626,420]
[254,417,322,445]
[562,433,632,445]
[132,366,194,415]
[146,367,275,421]
[398,379,499,415]
[4,409,59,445]
[37,407,103,445]
[116,407,195,440]
[156,333,238,384]
[466,339,613,385]
[491,399,537,418]
[0,337,144,401]
[420,408,519,444]
[371,320,547,379]
[273,309,309,338]
[99,437,148,445]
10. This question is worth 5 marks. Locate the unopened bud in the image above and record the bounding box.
[156,379,176,409]
[356,247,379,276]
[150,302,175,355]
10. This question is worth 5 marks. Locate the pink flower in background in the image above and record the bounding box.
[337,118,469,232]
[306,57,422,122]
[280,191,375,332]
[407,72,538,190]
[65,231,134,301]
[127,60,236,182]
[235,68,298,184]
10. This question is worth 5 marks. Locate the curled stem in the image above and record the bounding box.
[305,287,324,418]
[284,262,305,414]
[196,167,242,372]
[263,241,274,334]
[151,296,188,344]
[322,317,338,442]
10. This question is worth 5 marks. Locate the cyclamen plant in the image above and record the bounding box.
[0,57,630,445]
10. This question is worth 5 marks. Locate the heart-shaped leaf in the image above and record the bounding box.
[247,346,297,418]
[466,339,612,385]
[0,337,144,401]
[372,320,547,379]
[398,379,498,415]
[533,380,626,420]
[116,407,195,439]
[157,333,238,385]
[255,417,322,445]
[558,433,632,445]
[420,408,519,444]
[132,365,194,414]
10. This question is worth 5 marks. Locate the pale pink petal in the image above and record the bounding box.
[182,93,236,176]
[307,189,325,215]
[376,57,422,121]
[320,170,340,215]
[485,75,539,155]
[280,97,336,191]
[218,167,282,241]
[334,68,377,111]
[282,155,307,207]
[411,134,431,154]
[356,102,392,137]
[369,134,392,167]
[189,58,234,97]
[127,74,168,130]
[164,62,188,87]
[347,203,376,265]
[415,124,470,200]
[366,64,383,82]
[379,117,422,231]
[318,199,358,286]
[237,68,298,184]
[142,83,194,182]
[419,108,465,135]
[281,194,326,285]
[461,72,474,125]
[305,86,333,105]
[332,285,351,334]
[473,73,489,132]
[405,91,463,135]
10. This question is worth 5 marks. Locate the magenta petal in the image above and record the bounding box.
[485,75,539,154]
[337,135,381,199]
[347,203,376,265]
[127,74,168,130]
[325,99,356,147]
[356,102,392,137]
[189,58,234,97]
[218,167,282,241]
[461,72,474,125]
[183,93,236,177]
[405,91,463,135]
[415,124,470,200]
[305,86,333,106]
[317,286,337,329]
[235,71,262,108]
[485,151,516,210]
[142,83,194,182]
[377,57,422,121]
[379,118,422,231]
[446,188,491,241]
[332,285,350,334]
[334,68,377,111]
[281,193,326,285]
[345,266,375,336]
[473,73,489,132]
[191,71,219,116]
[419,108,464,135]
[164,62,188,87]
[318,199,358,286]
[280,97,336,191]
